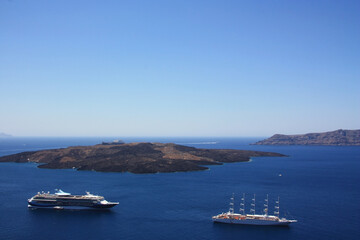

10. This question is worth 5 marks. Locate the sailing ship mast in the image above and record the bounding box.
[229,193,234,214]
[264,194,269,216]
[274,196,280,218]
[240,193,245,216]
[250,194,256,215]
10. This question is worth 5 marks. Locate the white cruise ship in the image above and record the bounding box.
[28,189,119,210]
[212,194,297,226]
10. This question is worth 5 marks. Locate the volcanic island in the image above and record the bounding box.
[253,129,360,146]
[0,142,285,174]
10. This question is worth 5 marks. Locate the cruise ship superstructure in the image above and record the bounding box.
[212,194,297,226]
[28,189,119,210]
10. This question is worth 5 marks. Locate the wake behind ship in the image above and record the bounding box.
[28,189,119,210]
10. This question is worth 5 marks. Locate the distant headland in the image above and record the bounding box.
[0,142,284,174]
[0,132,12,138]
[253,129,360,146]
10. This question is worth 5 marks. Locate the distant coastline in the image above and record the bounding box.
[253,129,360,146]
[0,132,12,138]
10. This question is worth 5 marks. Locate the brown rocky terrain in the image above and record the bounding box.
[253,129,360,145]
[0,142,285,173]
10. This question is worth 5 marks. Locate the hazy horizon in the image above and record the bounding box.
[2,128,359,139]
[1,1,359,137]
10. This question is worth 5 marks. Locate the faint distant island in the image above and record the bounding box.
[253,129,360,146]
[0,132,12,138]
[0,142,284,174]
[101,139,125,145]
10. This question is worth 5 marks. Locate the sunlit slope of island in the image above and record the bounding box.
[0,142,284,173]
[253,129,360,146]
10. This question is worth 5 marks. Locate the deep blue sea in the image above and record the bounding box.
[0,137,359,240]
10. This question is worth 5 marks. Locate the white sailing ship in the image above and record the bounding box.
[212,194,297,226]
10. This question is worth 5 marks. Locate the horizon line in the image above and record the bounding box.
[0,135,268,138]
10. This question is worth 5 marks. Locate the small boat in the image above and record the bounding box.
[28,189,119,210]
[212,194,297,226]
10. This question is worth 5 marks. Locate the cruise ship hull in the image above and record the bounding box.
[28,201,118,210]
[28,204,115,210]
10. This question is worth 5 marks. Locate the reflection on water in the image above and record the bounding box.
[28,207,116,216]
[27,207,117,225]
[212,221,292,239]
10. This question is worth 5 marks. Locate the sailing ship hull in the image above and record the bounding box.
[212,218,293,226]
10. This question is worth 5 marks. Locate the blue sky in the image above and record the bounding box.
[1,0,359,137]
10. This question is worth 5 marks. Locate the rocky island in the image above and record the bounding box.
[253,129,360,145]
[0,142,284,173]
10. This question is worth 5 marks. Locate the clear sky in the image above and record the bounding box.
[1,0,359,137]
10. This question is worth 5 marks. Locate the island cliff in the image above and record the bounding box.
[253,129,360,145]
[0,142,284,173]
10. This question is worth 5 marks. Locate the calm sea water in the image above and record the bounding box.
[0,137,359,240]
